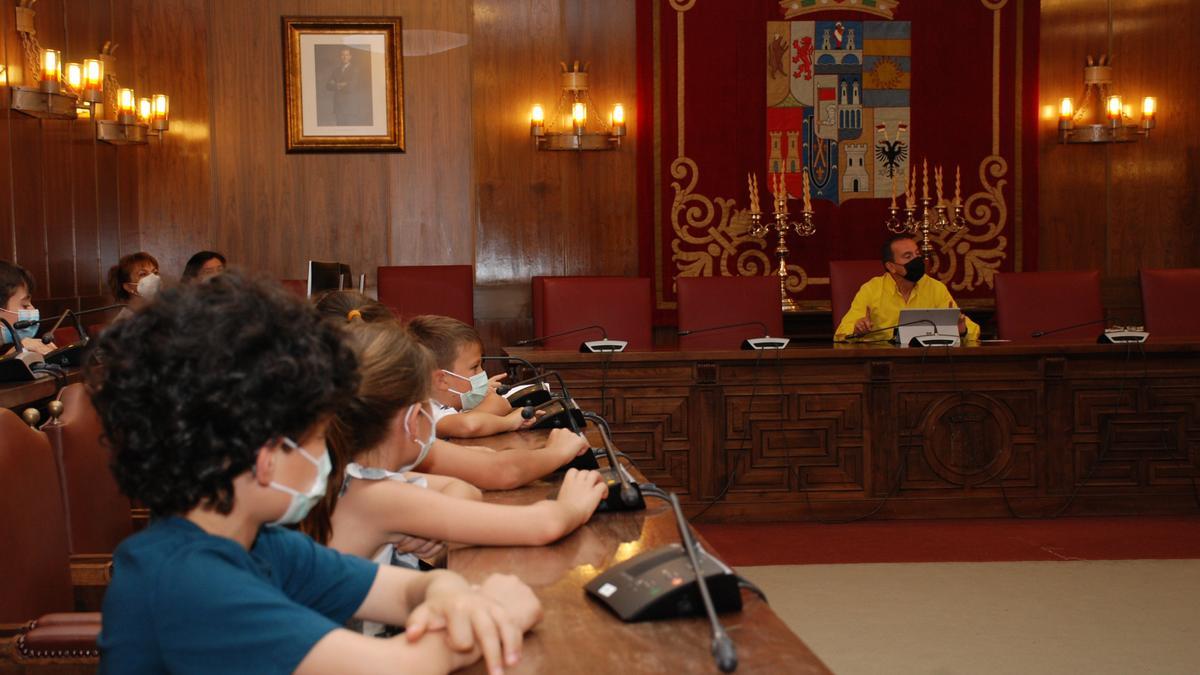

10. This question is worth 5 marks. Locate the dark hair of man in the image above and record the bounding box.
[881,233,918,266]
[181,250,227,281]
[0,259,35,306]
[405,314,484,370]
[87,271,359,518]
[312,290,396,324]
[106,251,160,301]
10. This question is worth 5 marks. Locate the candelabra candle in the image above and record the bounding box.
[802,170,812,213]
[908,165,917,208]
[935,166,944,206]
[955,165,961,205]
[922,158,929,201]
[889,172,897,209]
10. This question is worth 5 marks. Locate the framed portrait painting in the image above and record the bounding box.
[282,17,405,152]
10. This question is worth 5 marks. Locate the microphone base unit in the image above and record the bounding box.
[585,543,743,622]
[1099,330,1149,344]
[0,350,46,383]
[581,339,628,353]
[556,449,602,473]
[44,342,88,368]
[741,336,789,350]
[907,334,962,348]
[505,387,553,408]
[530,407,587,431]
[594,467,647,513]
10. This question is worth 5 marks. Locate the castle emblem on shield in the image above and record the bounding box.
[766,20,910,206]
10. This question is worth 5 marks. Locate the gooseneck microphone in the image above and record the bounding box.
[517,325,607,346]
[846,318,938,340]
[582,411,641,509]
[1031,317,1109,338]
[677,320,769,337]
[678,321,788,350]
[494,369,584,434]
[669,493,738,673]
[12,303,126,331]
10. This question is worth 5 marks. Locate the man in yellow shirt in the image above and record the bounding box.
[835,233,981,342]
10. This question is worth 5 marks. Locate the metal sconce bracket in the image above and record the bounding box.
[96,119,147,145]
[534,132,622,151]
[10,86,79,119]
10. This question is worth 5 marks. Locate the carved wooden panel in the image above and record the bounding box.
[572,385,691,494]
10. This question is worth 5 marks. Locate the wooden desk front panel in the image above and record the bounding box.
[508,345,1200,520]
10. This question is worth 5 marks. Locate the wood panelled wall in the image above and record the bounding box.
[0,0,139,319]
[1039,0,1200,323]
[471,0,637,348]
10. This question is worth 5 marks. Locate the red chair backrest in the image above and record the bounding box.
[676,276,783,349]
[829,260,885,330]
[532,276,653,350]
[1140,268,1200,339]
[0,409,73,624]
[377,265,474,325]
[44,384,133,555]
[995,271,1103,342]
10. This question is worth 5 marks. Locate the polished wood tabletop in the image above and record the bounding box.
[0,369,81,410]
[448,430,832,674]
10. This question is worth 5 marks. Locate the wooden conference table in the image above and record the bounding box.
[0,369,82,411]
[502,341,1200,521]
[448,430,831,674]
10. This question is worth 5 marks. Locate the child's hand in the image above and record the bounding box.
[486,373,507,392]
[555,468,608,528]
[391,534,447,560]
[503,407,529,431]
[546,427,589,458]
[406,573,539,674]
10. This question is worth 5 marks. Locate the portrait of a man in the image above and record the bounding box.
[316,44,373,127]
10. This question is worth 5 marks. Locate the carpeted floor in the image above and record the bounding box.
[739,559,1200,675]
[697,516,1200,566]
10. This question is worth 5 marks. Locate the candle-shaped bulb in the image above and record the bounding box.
[612,103,625,125]
[1142,96,1156,118]
[153,94,169,121]
[572,101,586,134]
[138,97,152,124]
[66,63,82,90]
[1059,97,1074,119]
[531,104,544,124]
[1106,95,1122,120]
[84,59,103,90]
[41,49,61,82]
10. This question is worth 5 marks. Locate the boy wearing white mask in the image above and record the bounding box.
[106,251,162,322]
[406,314,534,438]
[0,260,57,356]
[92,272,541,675]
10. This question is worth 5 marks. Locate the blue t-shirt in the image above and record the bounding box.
[99,516,379,674]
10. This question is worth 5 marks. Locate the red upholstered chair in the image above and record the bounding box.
[829,260,885,330]
[0,408,100,665]
[378,265,474,325]
[676,276,783,349]
[531,276,653,350]
[1140,268,1200,339]
[43,384,133,556]
[994,271,1103,342]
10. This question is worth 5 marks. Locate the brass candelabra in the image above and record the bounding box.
[885,160,966,260]
[747,171,816,313]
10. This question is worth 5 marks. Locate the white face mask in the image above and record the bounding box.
[136,273,162,300]
[443,369,489,410]
[266,437,330,526]
[397,403,437,473]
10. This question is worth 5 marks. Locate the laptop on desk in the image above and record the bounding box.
[897,308,962,347]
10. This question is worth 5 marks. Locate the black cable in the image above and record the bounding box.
[689,348,766,521]
[599,349,613,417]
[996,343,1138,519]
[799,345,933,524]
[736,578,768,603]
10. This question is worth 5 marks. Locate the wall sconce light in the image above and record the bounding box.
[528,60,624,151]
[10,2,167,146]
[1057,55,1156,143]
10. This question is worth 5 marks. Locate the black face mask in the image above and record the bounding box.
[896,257,925,283]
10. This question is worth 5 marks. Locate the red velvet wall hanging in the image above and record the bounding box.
[636,0,1040,323]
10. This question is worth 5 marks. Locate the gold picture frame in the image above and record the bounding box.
[282,16,405,152]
